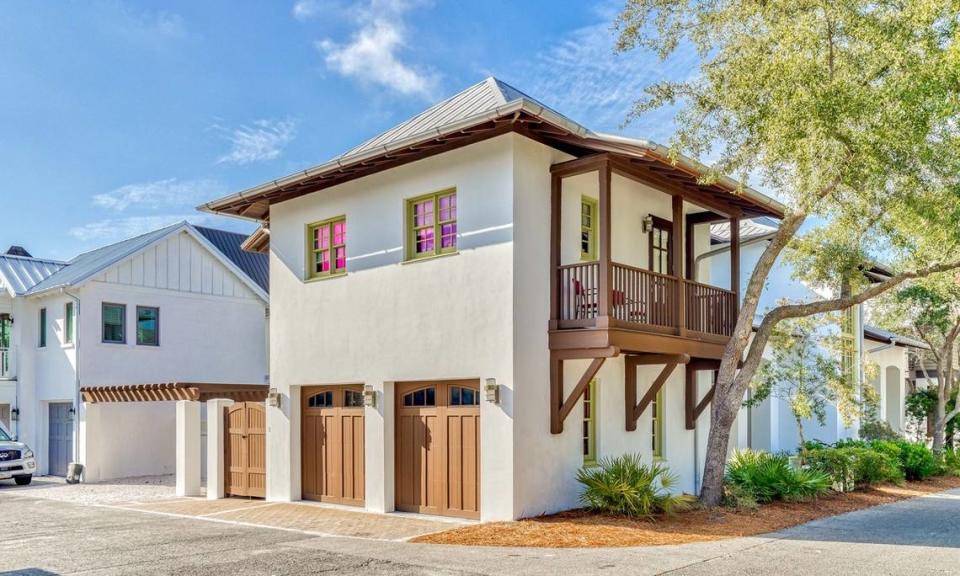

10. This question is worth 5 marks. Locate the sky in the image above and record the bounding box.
[0,0,699,261]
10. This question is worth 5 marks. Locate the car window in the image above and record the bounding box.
[0,428,10,441]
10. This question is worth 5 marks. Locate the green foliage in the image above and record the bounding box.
[905,389,936,432]
[859,420,902,442]
[577,454,696,519]
[725,450,831,503]
[807,447,903,491]
[871,440,939,481]
[942,448,960,477]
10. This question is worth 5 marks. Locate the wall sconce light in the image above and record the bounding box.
[67,407,76,422]
[266,388,281,408]
[484,378,500,404]
[363,385,377,408]
[642,214,654,234]
[10,407,19,421]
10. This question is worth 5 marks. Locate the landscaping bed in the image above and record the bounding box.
[413,475,960,548]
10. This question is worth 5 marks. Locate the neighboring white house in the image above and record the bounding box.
[200,77,787,521]
[0,222,269,482]
[708,219,923,452]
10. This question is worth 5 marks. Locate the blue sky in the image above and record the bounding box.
[0,0,697,260]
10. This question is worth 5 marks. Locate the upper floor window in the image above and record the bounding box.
[307,217,347,279]
[102,303,126,344]
[406,189,457,260]
[649,216,672,275]
[38,308,47,348]
[580,196,598,261]
[136,306,159,346]
[64,302,74,345]
[583,380,597,465]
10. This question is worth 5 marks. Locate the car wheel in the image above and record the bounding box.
[14,475,32,486]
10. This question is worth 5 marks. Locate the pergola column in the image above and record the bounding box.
[176,400,201,497]
[205,398,233,500]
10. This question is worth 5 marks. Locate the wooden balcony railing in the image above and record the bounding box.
[557,261,736,337]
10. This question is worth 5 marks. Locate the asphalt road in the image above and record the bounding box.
[3,485,960,575]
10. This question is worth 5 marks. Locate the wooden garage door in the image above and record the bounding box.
[301,385,365,506]
[225,402,266,498]
[396,380,479,519]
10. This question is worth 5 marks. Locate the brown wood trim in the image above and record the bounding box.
[729,216,741,319]
[549,173,562,329]
[685,361,720,429]
[625,354,689,431]
[552,356,607,434]
[552,346,620,361]
[608,157,744,219]
[598,160,612,320]
[81,382,268,404]
[549,153,609,177]
[672,196,686,337]
[549,328,729,359]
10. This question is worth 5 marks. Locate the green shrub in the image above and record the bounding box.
[806,447,901,491]
[725,449,831,502]
[834,438,869,449]
[577,454,696,518]
[859,420,902,442]
[871,440,938,481]
[942,448,960,477]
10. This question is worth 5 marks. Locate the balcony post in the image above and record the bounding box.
[730,216,741,320]
[597,161,612,326]
[549,173,562,330]
[673,196,686,336]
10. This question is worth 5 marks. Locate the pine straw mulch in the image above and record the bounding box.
[413,475,960,548]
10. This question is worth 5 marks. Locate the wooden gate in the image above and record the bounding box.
[225,402,266,498]
[396,380,480,519]
[301,386,365,506]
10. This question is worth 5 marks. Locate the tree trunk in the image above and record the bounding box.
[796,417,807,461]
[933,392,946,455]
[698,407,735,505]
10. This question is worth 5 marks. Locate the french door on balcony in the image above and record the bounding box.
[648,216,674,322]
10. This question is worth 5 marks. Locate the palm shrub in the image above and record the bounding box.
[725,449,831,502]
[577,454,695,519]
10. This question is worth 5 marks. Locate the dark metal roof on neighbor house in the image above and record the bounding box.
[193,226,269,293]
[5,246,32,258]
[864,325,928,350]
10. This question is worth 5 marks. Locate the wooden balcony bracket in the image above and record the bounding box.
[685,359,722,430]
[625,353,690,431]
[550,347,620,434]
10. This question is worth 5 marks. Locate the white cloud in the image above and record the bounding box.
[93,178,224,212]
[68,215,213,244]
[216,119,297,165]
[313,0,438,99]
[292,0,325,21]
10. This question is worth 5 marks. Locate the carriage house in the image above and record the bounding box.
[201,78,785,521]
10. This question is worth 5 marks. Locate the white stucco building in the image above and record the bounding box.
[0,222,269,481]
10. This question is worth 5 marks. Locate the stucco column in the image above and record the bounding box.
[365,381,394,513]
[176,400,201,497]
[205,399,233,500]
[78,402,101,483]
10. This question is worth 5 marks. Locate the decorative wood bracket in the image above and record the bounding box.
[624,354,690,431]
[685,359,721,429]
[550,347,620,434]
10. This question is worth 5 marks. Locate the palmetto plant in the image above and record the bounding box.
[576,454,695,519]
[725,449,830,503]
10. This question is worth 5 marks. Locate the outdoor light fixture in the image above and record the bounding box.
[484,378,500,404]
[363,385,377,408]
[642,214,654,234]
[67,407,76,422]
[10,407,18,421]
[266,388,281,408]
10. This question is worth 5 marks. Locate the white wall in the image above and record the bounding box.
[267,134,516,520]
[866,343,908,433]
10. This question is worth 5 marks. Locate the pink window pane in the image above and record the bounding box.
[441,222,457,249]
[415,227,434,254]
[333,221,346,245]
[439,194,456,221]
[413,200,434,227]
[335,247,346,269]
[315,225,330,250]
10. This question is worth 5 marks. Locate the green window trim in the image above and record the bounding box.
[583,380,598,466]
[652,388,665,459]
[38,308,47,348]
[580,196,598,261]
[64,302,74,345]
[306,216,347,280]
[405,188,457,261]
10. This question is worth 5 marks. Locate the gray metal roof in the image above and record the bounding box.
[711,217,779,243]
[342,77,570,159]
[0,254,66,296]
[864,325,929,350]
[193,226,269,293]
[24,222,185,296]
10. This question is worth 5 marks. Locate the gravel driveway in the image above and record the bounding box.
[0,474,182,505]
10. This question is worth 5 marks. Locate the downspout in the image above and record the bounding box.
[62,288,81,464]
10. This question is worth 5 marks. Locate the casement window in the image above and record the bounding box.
[38,308,47,348]
[406,189,457,260]
[649,215,673,275]
[136,306,159,346]
[580,196,598,261]
[64,302,74,345]
[102,303,126,344]
[306,217,347,279]
[652,388,664,459]
[583,380,597,466]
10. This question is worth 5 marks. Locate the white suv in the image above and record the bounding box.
[0,424,35,485]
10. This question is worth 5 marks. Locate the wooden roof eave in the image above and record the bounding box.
[80,382,269,404]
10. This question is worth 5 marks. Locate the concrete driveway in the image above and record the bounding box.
[2,482,960,575]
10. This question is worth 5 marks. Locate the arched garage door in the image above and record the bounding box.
[396,380,480,519]
[301,385,365,506]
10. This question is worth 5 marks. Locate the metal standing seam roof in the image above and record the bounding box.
[0,254,67,296]
[864,325,929,350]
[193,225,269,293]
[710,217,780,243]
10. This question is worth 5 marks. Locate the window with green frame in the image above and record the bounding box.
[652,388,664,459]
[406,189,457,260]
[580,196,598,261]
[583,380,597,465]
[64,302,74,345]
[38,308,47,348]
[306,217,347,279]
